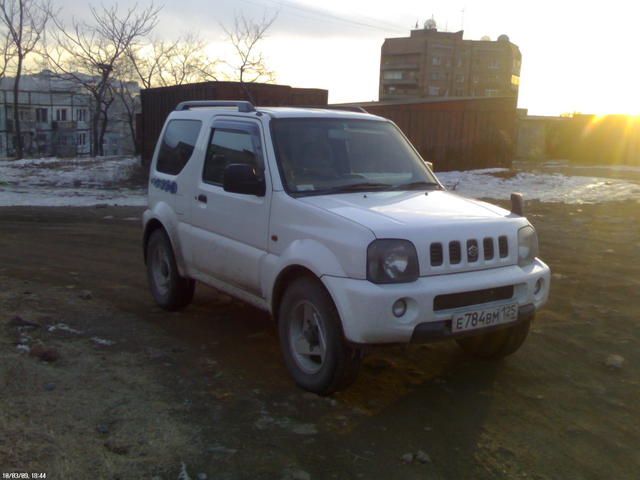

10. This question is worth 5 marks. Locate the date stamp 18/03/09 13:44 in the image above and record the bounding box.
[3,474,47,479]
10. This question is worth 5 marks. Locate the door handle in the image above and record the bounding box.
[195,194,207,204]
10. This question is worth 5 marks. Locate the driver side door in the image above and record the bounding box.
[189,118,270,297]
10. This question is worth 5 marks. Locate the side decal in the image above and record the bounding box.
[150,177,178,194]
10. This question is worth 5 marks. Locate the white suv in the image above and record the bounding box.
[143,100,550,394]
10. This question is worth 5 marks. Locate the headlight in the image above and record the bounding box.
[518,225,539,266]
[367,239,419,284]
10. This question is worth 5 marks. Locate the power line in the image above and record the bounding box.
[235,0,408,34]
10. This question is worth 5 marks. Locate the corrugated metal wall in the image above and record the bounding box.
[139,81,328,163]
[352,97,518,171]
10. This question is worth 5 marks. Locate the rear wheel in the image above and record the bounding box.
[278,276,362,395]
[456,319,531,359]
[146,229,195,311]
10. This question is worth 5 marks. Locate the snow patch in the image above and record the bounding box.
[47,323,83,335]
[0,156,146,206]
[436,169,640,204]
[91,336,115,346]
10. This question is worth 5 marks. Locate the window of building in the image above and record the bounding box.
[56,109,68,121]
[36,108,48,123]
[76,108,88,122]
[457,57,464,68]
[430,72,440,81]
[484,89,499,97]
[428,86,440,96]
[431,56,441,66]
[77,133,87,146]
[456,74,465,83]
[383,71,403,80]
[455,88,465,96]
[488,59,500,69]
[203,127,261,186]
[19,109,32,121]
[473,75,479,84]
[156,119,202,175]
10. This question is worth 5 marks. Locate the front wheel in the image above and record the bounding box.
[456,319,531,359]
[146,229,195,311]
[278,277,362,395]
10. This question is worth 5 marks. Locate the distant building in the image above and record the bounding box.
[379,23,521,101]
[0,70,139,158]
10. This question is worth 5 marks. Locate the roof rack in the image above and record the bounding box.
[298,105,368,113]
[175,100,256,113]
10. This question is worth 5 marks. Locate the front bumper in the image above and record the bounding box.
[322,258,550,344]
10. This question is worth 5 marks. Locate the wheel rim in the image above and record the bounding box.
[288,300,327,375]
[150,242,171,297]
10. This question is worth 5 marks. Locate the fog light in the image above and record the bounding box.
[392,299,407,317]
[534,278,543,295]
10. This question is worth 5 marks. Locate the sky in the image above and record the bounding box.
[56,0,640,115]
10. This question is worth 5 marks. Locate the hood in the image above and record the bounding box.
[299,190,515,236]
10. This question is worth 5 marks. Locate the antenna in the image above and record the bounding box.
[460,7,466,31]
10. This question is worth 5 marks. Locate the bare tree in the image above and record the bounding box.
[128,34,217,89]
[0,0,51,158]
[126,38,176,89]
[221,13,277,103]
[111,57,140,154]
[162,34,214,85]
[0,24,15,79]
[112,79,138,153]
[47,3,160,156]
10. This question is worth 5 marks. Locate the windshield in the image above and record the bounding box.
[270,118,440,195]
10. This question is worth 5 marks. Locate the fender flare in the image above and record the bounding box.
[263,239,349,317]
[142,204,188,277]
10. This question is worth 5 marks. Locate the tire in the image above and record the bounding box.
[146,229,195,311]
[456,319,531,359]
[278,276,362,395]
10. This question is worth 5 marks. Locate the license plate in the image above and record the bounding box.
[451,303,518,333]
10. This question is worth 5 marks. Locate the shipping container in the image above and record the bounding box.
[340,97,518,171]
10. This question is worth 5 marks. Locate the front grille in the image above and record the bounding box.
[483,237,494,260]
[430,243,443,266]
[433,285,514,311]
[429,235,509,268]
[467,239,479,262]
[498,236,509,258]
[449,241,461,264]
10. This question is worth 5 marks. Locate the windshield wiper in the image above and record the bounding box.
[324,182,393,193]
[390,181,441,191]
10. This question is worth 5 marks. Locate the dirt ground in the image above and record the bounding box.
[0,200,639,479]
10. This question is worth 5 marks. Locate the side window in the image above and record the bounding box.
[203,126,262,185]
[156,119,202,175]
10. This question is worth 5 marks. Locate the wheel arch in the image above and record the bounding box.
[271,265,334,323]
[142,213,188,277]
[142,218,165,264]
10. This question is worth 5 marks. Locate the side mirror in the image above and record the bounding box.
[223,164,266,196]
[425,161,434,170]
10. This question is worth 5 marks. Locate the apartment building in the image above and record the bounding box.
[380,25,522,101]
[0,70,138,158]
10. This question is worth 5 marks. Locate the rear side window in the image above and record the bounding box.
[203,127,262,185]
[156,119,202,175]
